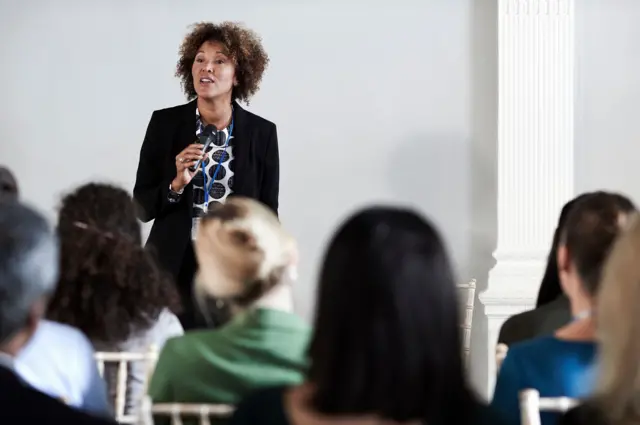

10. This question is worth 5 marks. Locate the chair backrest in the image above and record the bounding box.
[94,345,158,424]
[139,396,235,425]
[457,279,476,365]
[496,343,509,373]
[519,388,579,425]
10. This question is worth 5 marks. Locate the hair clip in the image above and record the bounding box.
[72,221,115,239]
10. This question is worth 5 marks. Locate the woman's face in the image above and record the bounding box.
[192,41,237,100]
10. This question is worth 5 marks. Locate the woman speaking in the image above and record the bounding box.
[133,22,279,329]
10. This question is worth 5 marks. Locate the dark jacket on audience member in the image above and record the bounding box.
[498,296,571,346]
[229,386,507,425]
[559,403,609,425]
[0,364,116,425]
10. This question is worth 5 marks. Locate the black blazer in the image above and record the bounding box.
[0,365,116,424]
[133,100,279,279]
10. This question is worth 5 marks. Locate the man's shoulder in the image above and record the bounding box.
[32,320,93,350]
[38,320,86,337]
[0,368,113,424]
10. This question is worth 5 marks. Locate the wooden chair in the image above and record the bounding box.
[457,279,477,365]
[94,345,158,424]
[520,388,579,425]
[496,343,509,373]
[139,395,235,425]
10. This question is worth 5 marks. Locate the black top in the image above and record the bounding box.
[133,100,279,280]
[0,365,116,425]
[229,386,507,425]
[498,296,572,346]
[559,403,609,425]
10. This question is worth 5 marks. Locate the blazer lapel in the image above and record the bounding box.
[231,101,252,196]
[175,99,197,210]
[177,100,251,199]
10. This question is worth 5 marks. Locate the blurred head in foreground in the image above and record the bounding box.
[194,197,297,321]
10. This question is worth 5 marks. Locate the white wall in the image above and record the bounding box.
[0,0,498,393]
[575,0,640,201]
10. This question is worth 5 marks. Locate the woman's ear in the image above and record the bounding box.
[557,245,569,274]
[557,245,574,295]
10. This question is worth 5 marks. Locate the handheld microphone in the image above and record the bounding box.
[190,125,217,172]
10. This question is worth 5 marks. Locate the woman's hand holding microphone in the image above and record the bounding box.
[171,144,204,193]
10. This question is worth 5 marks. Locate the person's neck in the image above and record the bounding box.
[197,96,233,129]
[0,337,22,358]
[556,286,596,341]
[555,317,596,341]
[253,283,294,313]
[569,291,592,319]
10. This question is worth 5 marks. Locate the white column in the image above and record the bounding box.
[479,0,575,397]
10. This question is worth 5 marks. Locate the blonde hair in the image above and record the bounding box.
[593,212,640,422]
[193,197,296,310]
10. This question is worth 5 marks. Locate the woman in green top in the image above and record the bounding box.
[148,197,310,407]
[230,206,506,425]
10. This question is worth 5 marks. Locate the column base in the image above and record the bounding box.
[478,256,546,396]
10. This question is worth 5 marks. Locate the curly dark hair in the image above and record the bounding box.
[176,21,269,103]
[46,183,180,344]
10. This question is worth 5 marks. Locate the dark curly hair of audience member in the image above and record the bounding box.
[176,21,269,104]
[46,183,180,345]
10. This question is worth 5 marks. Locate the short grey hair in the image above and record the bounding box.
[0,203,58,343]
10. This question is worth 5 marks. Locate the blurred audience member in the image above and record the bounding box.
[492,192,636,425]
[498,194,590,346]
[560,213,640,425]
[0,167,111,415]
[0,201,115,424]
[46,183,183,414]
[230,206,504,425]
[0,166,18,203]
[16,320,111,416]
[149,197,309,409]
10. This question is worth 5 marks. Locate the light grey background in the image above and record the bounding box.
[575,1,640,197]
[0,0,638,397]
